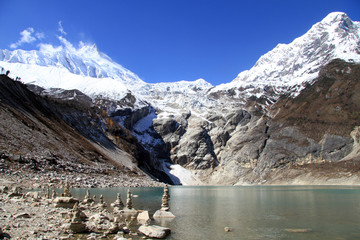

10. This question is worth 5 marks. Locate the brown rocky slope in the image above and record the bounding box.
[0,74,168,188]
[206,59,360,185]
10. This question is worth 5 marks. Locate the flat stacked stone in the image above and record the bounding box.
[120,189,137,215]
[153,185,175,218]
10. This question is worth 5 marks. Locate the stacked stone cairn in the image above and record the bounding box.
[139,185,173,238]
[0,181,174,239]
[111,193,124,213]
[120,189,137,215]
[62,180,71,197]
[153,185,175,218]
[81,189,94,205]
[53,181,79,208]
[97,194,107,209]
[63,202,88,233]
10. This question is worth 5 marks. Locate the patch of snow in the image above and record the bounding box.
[160,162,202,185]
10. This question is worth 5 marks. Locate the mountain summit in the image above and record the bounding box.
[210,12,360,98]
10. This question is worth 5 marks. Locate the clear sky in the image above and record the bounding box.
[0,0,359,85]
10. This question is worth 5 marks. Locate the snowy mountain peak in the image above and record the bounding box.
[0,37,151,104]
[210,12,360,99]
[1,12,359,113]
[320,12,351,26]
[193,78,213,87]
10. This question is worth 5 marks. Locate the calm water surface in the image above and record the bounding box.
[70,186,360,240]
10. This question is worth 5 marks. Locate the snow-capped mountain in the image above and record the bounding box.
[1,12,360,185]
[0,37,149,105]
[210,12,360,98]
[2,12,358,111]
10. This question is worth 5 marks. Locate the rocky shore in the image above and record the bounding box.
[0,180,171,240]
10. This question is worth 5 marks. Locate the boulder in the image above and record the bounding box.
[153,209,176,218]
[0,186,9,193]
[25,191,40,200]
[137,210,150,224]
[138,225,171,239]
[63,221,87,233]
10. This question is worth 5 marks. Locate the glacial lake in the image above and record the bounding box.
[69,185,360,239]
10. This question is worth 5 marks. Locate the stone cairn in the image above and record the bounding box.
[82,190,94,205]
[153,185,175,218]
[53,181,79,208]
[126,189,132,209]
[98,194,107,209]
[161,185,170,210]
[111,193,124,213]
[52,190,57,199]
[45,186,51,199]
[66,202,87,233]
[62,180,72,197]
[120,189,137,215]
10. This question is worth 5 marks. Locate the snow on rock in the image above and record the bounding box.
[161,162,203,185]
[0,62,131,101]
[169,164,203,185]
[210,12,360,97]
[0,38,148,107]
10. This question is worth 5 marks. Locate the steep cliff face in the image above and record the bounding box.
[206,59,360,184]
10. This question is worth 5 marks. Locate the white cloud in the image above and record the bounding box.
[10,27,45,49]
[38,43,62,53]
[35,32,45,40]
[58,36,76,52]
[58,21,67,35]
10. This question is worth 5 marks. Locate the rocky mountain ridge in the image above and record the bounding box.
[1,12,360,185]
[0,74,170,186]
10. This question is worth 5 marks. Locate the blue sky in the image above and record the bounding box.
[0,0,359,85]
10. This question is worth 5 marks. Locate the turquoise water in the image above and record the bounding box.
[70,186,360,239]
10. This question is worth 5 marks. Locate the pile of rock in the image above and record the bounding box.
[153,185,176,218]
[0,180,175,239]
[119,189,137,215]
[111,193,124,212]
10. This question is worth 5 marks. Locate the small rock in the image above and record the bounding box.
[25,191,40,199]
[0,186,9,193]
[14,213,32,219]
[285,228,312,233]
[122,226,130,234]
[224,227,232,232]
